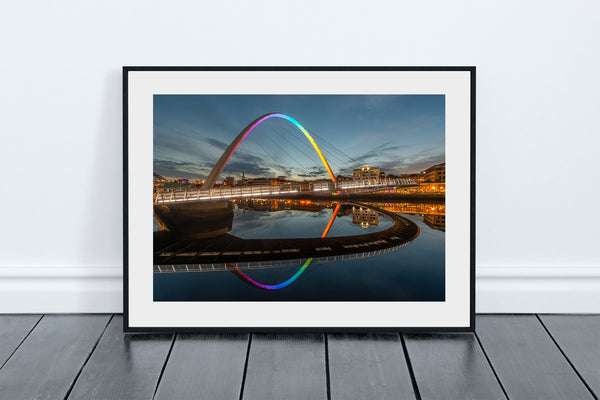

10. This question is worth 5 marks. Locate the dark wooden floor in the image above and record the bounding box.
[0,315,598,400]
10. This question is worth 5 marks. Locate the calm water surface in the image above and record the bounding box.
[153,201,445,301]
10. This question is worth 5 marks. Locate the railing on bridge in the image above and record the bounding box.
[153,242,411,273]
[335,178,417,190]
[154,178,418,204]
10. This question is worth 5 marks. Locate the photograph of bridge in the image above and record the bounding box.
[152,94,446,302]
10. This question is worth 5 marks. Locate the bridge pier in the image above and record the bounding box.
[153,201,233,239]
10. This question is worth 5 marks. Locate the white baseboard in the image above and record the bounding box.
[0,266,123,313]
[0,266,599,314]
[476,266,600,313]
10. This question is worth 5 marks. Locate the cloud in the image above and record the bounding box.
[190,103,241,136]
[154,123,221,164]
[153,159,214,179]
[293,165,329,179]
[221,161,273,178]
[377,148,445,174]
[202,137,230,151]
[353,141,411,162]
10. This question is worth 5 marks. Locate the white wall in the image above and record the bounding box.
[1,0,599,312]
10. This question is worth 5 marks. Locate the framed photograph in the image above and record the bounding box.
[124,67,475,332]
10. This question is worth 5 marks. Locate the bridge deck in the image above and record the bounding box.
[0,314,597,399]
[154,178,418,204]
[154,206,419,266]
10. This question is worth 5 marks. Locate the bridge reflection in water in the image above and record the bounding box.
[154,199,429,291]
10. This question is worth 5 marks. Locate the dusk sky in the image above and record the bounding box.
[154,95,445,181]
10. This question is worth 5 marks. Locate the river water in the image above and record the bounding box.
[153,200,445,302]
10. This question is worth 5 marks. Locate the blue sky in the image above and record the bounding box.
[154,95,444,181]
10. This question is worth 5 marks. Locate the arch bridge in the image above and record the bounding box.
[155,113,418,204]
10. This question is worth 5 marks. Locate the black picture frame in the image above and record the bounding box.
[123,66,475,332]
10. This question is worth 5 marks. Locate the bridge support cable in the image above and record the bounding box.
[275,123,351,178]
[286,124,358,176]
[314,142,357,176]
[276,123,331,176]
[308,128,361,166]
[261,124,316,177]
[244,128,292,179]
[319,142,356,173]
[200,113,336,189]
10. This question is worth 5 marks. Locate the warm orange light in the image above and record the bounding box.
[321,203,341,237]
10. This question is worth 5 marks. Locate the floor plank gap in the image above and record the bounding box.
[152,333,177,400]
[0,314,43,371]
[473,331,509,400]
[243,333,327,400]
[63,314,114,400]
[535,315,598,400]
[400,334,422,400]
[324,334,331,400]
[238,334,252,400]
[154,333,249,400]
[477,315,594,399]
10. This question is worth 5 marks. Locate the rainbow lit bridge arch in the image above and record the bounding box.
[227,203,342,290]
[200,113,336,190]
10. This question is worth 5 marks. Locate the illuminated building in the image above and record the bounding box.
[423,163,445,182]
[153,172,168,192]
[336,175,353,181]
[224,176,235,186]
[238,172,248,186]
[423,214,446,231]
[352,206,379,228]
[395,173,425,183]
[250,178,269,185]
[391,182,445,195]
[153,172,167,183]
[353,165,380,184]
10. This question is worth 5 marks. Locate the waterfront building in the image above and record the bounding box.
[238,172,248,186]
[353,165,381,184]
[423,214,446,231]
[153,172,167,183]
[336,175,353,181]
[224,176,235,186]
[423,163,445,182]
[352,206,379,228]
[394,173,425,183]
[250,178,269,185]
[391,182,445,195]
[153,173,168,192]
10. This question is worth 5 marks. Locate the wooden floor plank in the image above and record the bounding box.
[404,333,505,400]
[539,314,600,398]
[66,315,173,400]
[0,314,110,400]
[0,314,41,368]
[476,315,594,400]
[154,333,249,400]
[242,333,327,400]
[328,333,416,400]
